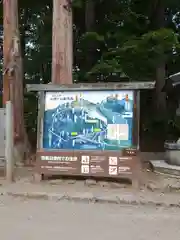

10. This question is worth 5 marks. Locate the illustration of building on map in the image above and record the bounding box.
[43,90,134,151]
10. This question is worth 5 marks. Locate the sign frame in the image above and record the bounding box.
[26,82,154,185]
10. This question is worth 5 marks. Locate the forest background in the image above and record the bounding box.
[1,0,180,152]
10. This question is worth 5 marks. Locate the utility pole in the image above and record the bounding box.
[3,0,28,163]
[5,101,14,182]
[52,0,73,84]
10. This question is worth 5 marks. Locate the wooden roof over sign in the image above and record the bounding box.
[26,82,155,92]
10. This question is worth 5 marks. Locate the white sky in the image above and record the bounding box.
[45,91,134,110]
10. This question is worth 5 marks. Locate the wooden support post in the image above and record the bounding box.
[5,101,14,182]
[52,0,73,84]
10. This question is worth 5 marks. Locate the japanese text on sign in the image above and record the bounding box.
[41,156,77,161]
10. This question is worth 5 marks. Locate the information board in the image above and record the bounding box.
[42,90,134,151]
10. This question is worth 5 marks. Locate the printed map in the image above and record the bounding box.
[43,91,134,151]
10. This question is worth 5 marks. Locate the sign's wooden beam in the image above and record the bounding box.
[26,82,155,92]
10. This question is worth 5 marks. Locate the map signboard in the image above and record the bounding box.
[42,90,134,151]
[28,82,154,184]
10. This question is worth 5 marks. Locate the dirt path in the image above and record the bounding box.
[0,196,180,240]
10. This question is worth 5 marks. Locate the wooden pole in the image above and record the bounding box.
[5,101,14,182]
[52,0,73,84]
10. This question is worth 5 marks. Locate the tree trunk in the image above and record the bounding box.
[3,0,11,104]
[52,0,73,84]
[19,8,27,75]
[155,61,166,119]
[3,0,30,163]
[85,0,96,72]
[153,0,167,119]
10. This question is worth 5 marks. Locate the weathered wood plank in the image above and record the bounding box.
[27,82,155,92]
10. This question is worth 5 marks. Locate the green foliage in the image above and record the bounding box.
[15,0,180,83]
[88,28,179,80]
[72,0,83,8]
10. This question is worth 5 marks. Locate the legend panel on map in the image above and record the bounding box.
[107,124,129,140]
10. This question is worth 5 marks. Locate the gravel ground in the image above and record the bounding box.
[0,196,180,240]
